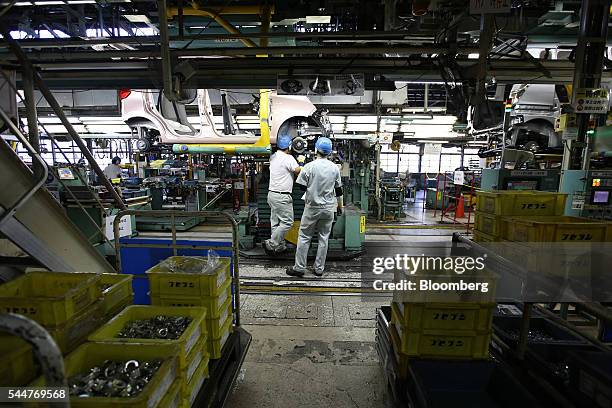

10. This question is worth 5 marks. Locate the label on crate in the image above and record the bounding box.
[149,367,174,408]
[186,326,202,355]
[217,269,230,289]
[187,349,204,381]
[189,367,207,406]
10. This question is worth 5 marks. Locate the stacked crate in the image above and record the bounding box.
[473,190,568,242]
[29,342,181,408]
[146,256,234,360]
[88,305,209,408]
[0,271,106,355]
[389,301,495,378]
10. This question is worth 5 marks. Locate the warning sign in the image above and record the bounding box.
[574,88,609,114]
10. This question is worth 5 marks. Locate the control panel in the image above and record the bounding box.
[561,170,612,219]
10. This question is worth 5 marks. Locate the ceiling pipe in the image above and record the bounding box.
[167,4,262,48]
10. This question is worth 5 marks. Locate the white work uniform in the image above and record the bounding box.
[266,151,300,251]
[103,163,122,179]
[293,157,342,274]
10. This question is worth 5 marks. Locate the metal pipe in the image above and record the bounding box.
[0,314,68,408]
[0,107,49,228]
[0,31,440,50]
[176,4,257,48]
[157,0,175,101]
[7,45,480,60]
[516,302,532,360]
[22,63,42,178]
[0,26,127,210]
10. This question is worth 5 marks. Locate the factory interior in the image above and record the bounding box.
[1,0,612,407]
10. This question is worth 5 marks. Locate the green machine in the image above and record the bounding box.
[380,180,405,221]
[241,136,371,258]
[52,166,140,255]
[480,169,560,191]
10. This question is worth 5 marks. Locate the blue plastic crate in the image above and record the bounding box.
[118,238,234,305]
[407,360,542,408]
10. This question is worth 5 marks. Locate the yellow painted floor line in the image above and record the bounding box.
[366,224,466,229]
[240,285,376,294]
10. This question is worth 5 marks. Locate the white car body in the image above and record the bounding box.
[121,89,319,145]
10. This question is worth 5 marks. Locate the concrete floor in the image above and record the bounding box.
[138,199,463,407]
[226,295,390,408]
[226,199,460,407]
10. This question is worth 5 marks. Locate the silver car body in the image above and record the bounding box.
[122,89,318,144]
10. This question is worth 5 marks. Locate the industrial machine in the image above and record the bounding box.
[240,134,373,258]
[48,166,143,252]
[560,170,612,219]
[481,169,561,191]
[379,179,405,221]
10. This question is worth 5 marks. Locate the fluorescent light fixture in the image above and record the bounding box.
[417,140,448,143]
[306,15,331,24]
[79,116,125,122]
[347,116,377,124]
[346,124,377,132]
[328,115,347,124]
[123,14,151,24]
[84,124,132,133]
[34,1,63,4]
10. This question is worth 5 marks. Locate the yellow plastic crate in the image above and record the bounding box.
[476,191,566,216]
[150,279,232,319]
[48,301,104,354]
[180,354,210,408]
[208,317,233,359]
[473,230,499,243]
[159,378,182,408]
[88,306,207,371]
[30,342,178,408]
[502,215,612,242]
[388,324,409,379]
[206,303,233,340]
[184,336,207,384]
[392,302,494,333]
[500,239,594,277]
[391,304,490,359]
[99,274,133,317]
[0,272,101,326]
[147,257,231,298]
[0,336,37,386]
[474,211,507,237]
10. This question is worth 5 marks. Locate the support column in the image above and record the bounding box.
[563,0,610,170]
[22,65,42,178]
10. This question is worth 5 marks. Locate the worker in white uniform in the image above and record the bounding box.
[264,134,301,254]
[287,137,343,277]
[103,156,122,180]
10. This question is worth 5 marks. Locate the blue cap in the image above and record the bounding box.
[315,137,333,155]
[277,134,292,150]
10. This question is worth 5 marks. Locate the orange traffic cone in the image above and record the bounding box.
[455,194,465,218]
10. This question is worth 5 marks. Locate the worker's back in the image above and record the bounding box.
[297,157,341,210]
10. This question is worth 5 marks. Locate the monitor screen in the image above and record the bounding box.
[592,190,610,204]
[58,168,75,180]
[506,180,538,191]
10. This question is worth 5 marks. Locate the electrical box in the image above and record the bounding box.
[481,169,560,192]
[560,169,612,219]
